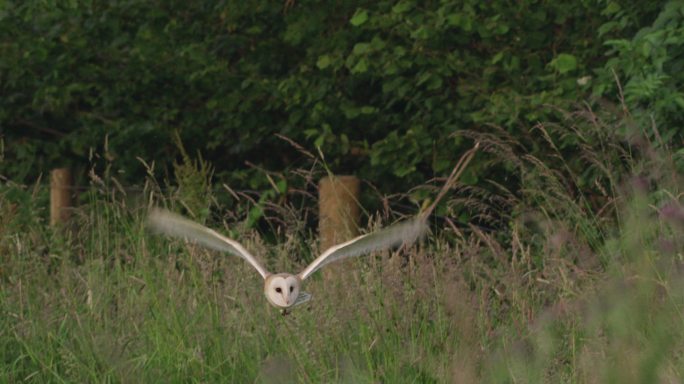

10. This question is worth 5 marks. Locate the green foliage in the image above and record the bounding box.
[282,0,616,188]
[0,0,668,199]
[597,0,684,148]
[1,0,292,184]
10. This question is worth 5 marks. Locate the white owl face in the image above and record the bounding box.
[264,274,301,308]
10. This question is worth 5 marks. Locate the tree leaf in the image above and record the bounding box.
[350,9,368,26]
[351,58,369,73]
[550,53,578,74]
[392,1,414,14]
[352,42,370,55]
[316,55,332,69]
[360,106,377,114]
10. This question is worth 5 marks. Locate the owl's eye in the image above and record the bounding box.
[275,287,282,293]
[289,286,294,293]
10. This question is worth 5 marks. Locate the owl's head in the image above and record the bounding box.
[264,274,301,308]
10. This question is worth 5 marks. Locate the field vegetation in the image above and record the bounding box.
[2,0,684,382]
[2,103,682,382]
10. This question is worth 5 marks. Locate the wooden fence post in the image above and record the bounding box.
[318,175,361,278]
[50,168,73,226]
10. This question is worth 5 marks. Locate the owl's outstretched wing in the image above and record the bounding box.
[297,218,427,281]
[147,208,270,279]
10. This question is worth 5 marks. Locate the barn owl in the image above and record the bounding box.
[147,209,427,313]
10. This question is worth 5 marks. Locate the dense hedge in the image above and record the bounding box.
[0,1,675,197]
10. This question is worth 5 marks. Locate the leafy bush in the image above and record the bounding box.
[0,0,667,198]
[597,1,684,152]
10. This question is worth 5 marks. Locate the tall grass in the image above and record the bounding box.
[1,107,683,382]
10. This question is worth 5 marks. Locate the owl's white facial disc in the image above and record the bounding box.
[264,274,301,308]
